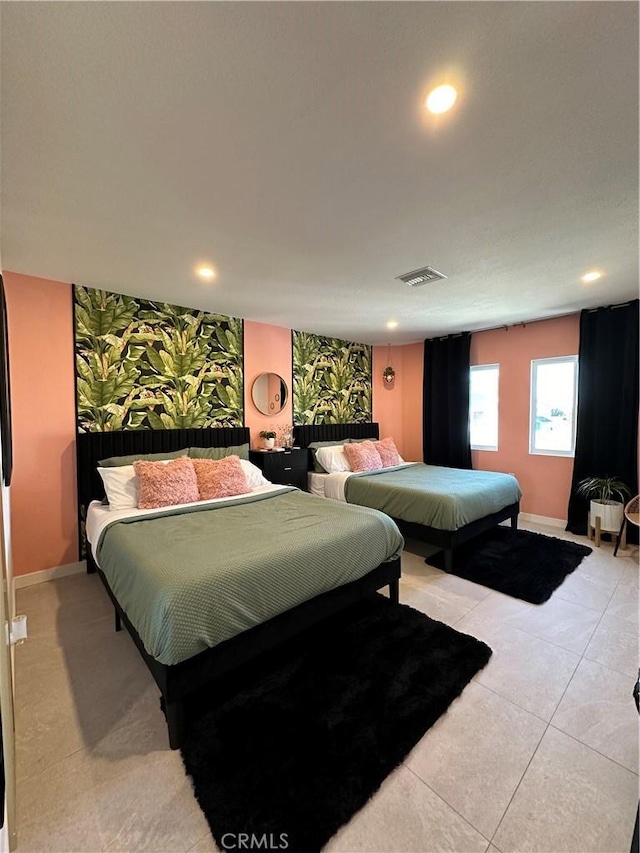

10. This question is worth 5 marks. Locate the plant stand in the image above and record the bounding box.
[588,511,626,550]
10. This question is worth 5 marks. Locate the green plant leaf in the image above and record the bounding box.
[147,410,165,430]
[75,287,245,431]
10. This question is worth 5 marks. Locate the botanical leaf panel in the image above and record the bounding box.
[74,286,243,432]
[292,331,372,424]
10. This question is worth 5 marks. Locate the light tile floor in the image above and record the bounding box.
[13,522,639,852]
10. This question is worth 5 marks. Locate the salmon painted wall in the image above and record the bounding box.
[471,314,580,520]
[243,320,293,447]
[400,342,424,463]
[4,272,79,575]
[372,345,404,453]
[372,342,423,462]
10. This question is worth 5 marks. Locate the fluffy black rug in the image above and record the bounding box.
[426,526,592,604]
[180,594,491,853]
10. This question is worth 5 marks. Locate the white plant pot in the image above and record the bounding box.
[589,499,624,533]
[263,437,275,450]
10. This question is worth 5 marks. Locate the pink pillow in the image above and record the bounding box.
[192,456,251,500]
[343,441,383,473]
[377,437,401,468]
[134,457,199,509]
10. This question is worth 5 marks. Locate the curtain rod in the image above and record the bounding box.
[431,300,634,341]
[430,310,578,341]
[470,309,579,337]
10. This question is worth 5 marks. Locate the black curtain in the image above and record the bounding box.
[423,333,472,469]
[566,300,639,538]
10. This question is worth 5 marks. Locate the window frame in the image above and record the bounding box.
[529,355,579,457]
[469,363,500,452]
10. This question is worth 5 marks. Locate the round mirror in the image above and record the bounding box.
[251,372,288,416]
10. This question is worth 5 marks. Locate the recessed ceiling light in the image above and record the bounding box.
[386,320,399,329]
[426,85,458,115]
[197,266,216,280]
[582,270,602,283]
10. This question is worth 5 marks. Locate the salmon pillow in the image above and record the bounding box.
[134,457,200,509]
[192,456,251,500]
[343,441,383,473]
[377,437,401,468]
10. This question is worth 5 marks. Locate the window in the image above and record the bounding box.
[469,365,499,450]
[530,356,578,456]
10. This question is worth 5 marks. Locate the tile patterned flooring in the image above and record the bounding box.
[13,522,639,852]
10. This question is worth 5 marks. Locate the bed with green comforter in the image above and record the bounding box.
[344,464,522,531]
[94,487,403,666]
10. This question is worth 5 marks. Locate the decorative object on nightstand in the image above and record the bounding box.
[578,476,630,548]
[278,423,293,449]
[249,448,307,490]
[259,430,276,450]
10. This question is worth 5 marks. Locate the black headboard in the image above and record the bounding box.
[76,427,250,514]
[294,423,379,468]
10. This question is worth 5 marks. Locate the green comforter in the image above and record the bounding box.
[95,488,403,665]
[345,464,522,531]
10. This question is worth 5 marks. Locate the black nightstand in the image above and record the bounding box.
[249,448,308,490]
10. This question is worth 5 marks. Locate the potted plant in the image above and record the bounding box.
[577,476,630,533]
[259,430,277,450]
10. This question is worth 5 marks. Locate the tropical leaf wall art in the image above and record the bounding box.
[74,286,243,432]
[292,331,372,424]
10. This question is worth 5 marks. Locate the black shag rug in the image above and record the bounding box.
[180,594,491,853]
[426,526,592,604]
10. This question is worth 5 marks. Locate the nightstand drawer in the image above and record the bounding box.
[249,448,309,490]
[271,449,307,469]
[275,468,307,490]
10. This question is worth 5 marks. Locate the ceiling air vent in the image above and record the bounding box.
[396,266,447,287]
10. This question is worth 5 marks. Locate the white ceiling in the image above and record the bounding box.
[1,2,637,344]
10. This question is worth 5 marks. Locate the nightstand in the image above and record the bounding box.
[249,448,308,490]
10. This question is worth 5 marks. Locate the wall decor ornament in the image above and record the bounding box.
[382,344,396,386]
[74,286,243,432]
[382,365,396,384]
[292,330,372,424]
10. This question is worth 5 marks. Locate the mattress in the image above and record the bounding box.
[325,463,522,531]
[88,488,404,666]
[307,471,328,497]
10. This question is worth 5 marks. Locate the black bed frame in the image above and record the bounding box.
[294,423,520,571]
[77,426,401,749]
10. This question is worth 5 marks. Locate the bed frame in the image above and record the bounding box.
[294,423,519,572]
[77,426,401,749]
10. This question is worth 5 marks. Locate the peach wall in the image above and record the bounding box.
[471,314,580,520]
[372,342,423,462]
[373,346,404,453]
[400,342,424,463]
[4,272,78,575]
[243,320,293,448]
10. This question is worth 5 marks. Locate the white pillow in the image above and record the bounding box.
[315,445,352,474]
[239,459,270,488]
[98,465,138,510]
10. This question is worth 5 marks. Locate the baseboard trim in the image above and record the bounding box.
[15,561,86,589]
[520,512,566,529]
